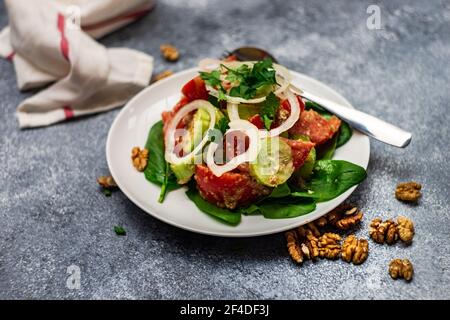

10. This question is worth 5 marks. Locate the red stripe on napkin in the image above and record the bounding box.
[63,106,74,119]
[6,51,15,61]
[57,14,70,61]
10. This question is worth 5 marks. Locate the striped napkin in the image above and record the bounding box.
[0,0,156,128]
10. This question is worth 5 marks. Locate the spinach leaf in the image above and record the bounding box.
[336,121,352,148]
[186,187,241,226]
[144,121,180,202]
[316,133,338,160]
[269,183,291,198]
[238,204,262,216]
[258,197,316,219]
[305,101,331,118]
[291,160,366,202]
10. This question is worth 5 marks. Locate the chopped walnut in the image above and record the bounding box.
[397,216,415,243]
[131,147,149,171]
[320,204,363,230]
[304,229,320,260]
[336,211,363,230]
[389,259,414,281]
[315,216,328,228]
[306,222,321,237]
[285,231,304,264]
[341,235,369,265]
[286,226,320,263]
[97,176,117,189]
[395,182,422,202]
[160,44,179,62]
[318,233,342,259]
[153,70,174,82]
[369,218,398,245]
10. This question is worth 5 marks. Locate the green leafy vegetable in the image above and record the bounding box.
[114,226,126,236]
[207,116,230,142]
[186,187,241,226]
[238,204,262,215]
[144,121,181,202]
[305,101,330,117]
[260,92,280,130]
[291,160,367,202]
[102,189,112,197]
[269,183,291,198]
[316,133,337,160]
[225,58,278,100]
[336,121,352,148]
[199,70,222,89]
[258,198,316,219]
[215,117,230,135]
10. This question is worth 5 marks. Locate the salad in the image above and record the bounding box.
[142,57,366,226]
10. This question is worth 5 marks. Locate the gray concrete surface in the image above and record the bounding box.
[1,0,449,299]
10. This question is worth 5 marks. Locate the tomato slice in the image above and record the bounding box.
[181,76,209,101]
[194,165,270,209]
[248,114,265,129]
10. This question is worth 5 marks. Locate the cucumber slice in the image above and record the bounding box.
[171,108,225,184]
[297,147,316,179]
[249,137,294,187]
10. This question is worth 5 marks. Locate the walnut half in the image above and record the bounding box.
[341,235,369,265]
[397,216,415,243]
[395,182,422,202]
[389,259,414,281]
[369,218,398,245]
[160,44,179,62]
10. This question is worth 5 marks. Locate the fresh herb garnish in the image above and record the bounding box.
[200,58,278,101]
[114,226,126,236]
[215,117,230,135]
[226,59,278,100]
[207,116,230,142]
[199,70,227,101]
[199,70,222,89]
[102,189,112,197]
[260,92,280,130]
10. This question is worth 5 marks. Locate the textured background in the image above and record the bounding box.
[1,0,449,299]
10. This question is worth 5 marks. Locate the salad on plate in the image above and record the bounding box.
[140,57,366,226]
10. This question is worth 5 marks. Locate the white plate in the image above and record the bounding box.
[106,68,370,237]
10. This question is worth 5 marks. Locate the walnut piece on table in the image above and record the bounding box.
[395,181,422,202]
[153,70,174,82]
[317,204,364,230]
[369,218,399,245]
[341,235,369,265]
[397,216,415,243]
[160,44,179,62]
[97,176,117,189]
[389,259,414,281]
[318,232,342,260]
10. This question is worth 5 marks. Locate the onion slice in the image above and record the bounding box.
[164,100,216,165]
[226,102,240,121]
[206,120,259,177]
[273,64,292,96]
[260,90,301,138]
